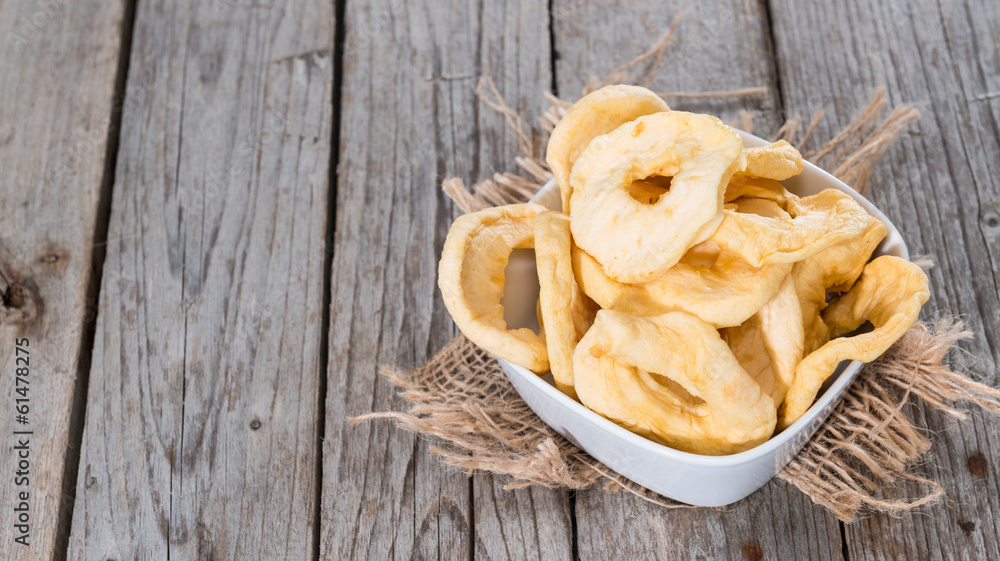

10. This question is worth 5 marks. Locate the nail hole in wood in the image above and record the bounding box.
[3,282,26,309]
[967,453,988,478]
[36,246,70,272]
[250,418,262,431]
[0,278,41,327]
[741,542,763,561]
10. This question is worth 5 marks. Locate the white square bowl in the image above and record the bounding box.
[495,129,909,507]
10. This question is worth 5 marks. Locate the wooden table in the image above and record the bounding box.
[1,0,997,559]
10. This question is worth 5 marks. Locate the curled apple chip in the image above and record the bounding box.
[713,189,870,268]
[574,310,777,455]
[723,275,803,408]
[572,243,791,328]
[569,111,745,283]
[536,299,546,341]
[738,139,804,181]
[727,196,790,220]
[534,211,579,398]
[546,85,670,213]
[792,216,888,355]
[780,256,928,428]
[724,175,793,204]
[438,203,549,373]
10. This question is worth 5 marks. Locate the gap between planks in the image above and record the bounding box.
[313,0,350,560]
[759,1,850,555]
[51,1,139,560]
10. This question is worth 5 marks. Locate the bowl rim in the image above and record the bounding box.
[499,127,909,466]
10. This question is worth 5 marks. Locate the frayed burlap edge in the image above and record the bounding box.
[776,320,999,520]
[353,26,997,523]
[355,320,1000,522]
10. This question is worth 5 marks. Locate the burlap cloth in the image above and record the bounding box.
[353,30,1000,523]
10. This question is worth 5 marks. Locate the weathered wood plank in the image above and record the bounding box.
[553,0,784,130]
[320,0,574,559]
[472,483,573,561]
[470,2,576,560]
[320,2,473,556]
[769,0,1000,558]
[66,1,333,558]
[320,0,470,558]
[576,482,843,560]
[0,1,127,558]
[553,2,845,559]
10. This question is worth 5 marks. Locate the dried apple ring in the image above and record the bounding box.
[534,211,579,398]
[569,111,745,283]
[546,85,670,213]
[738,140,804,180]
[438,203,549,372]
[792,216,888,354]
[572,244,791,328]
[723,275,804,408]
[574,310,777,455]
[712,189,870,268]
[779,256,929,428]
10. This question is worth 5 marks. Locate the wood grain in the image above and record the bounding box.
[576,482,843,561]
[470,2,576,560]
[0,1,127,559]
[320,1,473,555]
[66,1,333,558]
[552,0,784,130]
[553,2,845,559]
[769,0,1000,558]
[320,0,574,559]
[473,483,573,561]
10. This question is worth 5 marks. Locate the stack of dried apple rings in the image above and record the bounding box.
[438,85,928,455]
